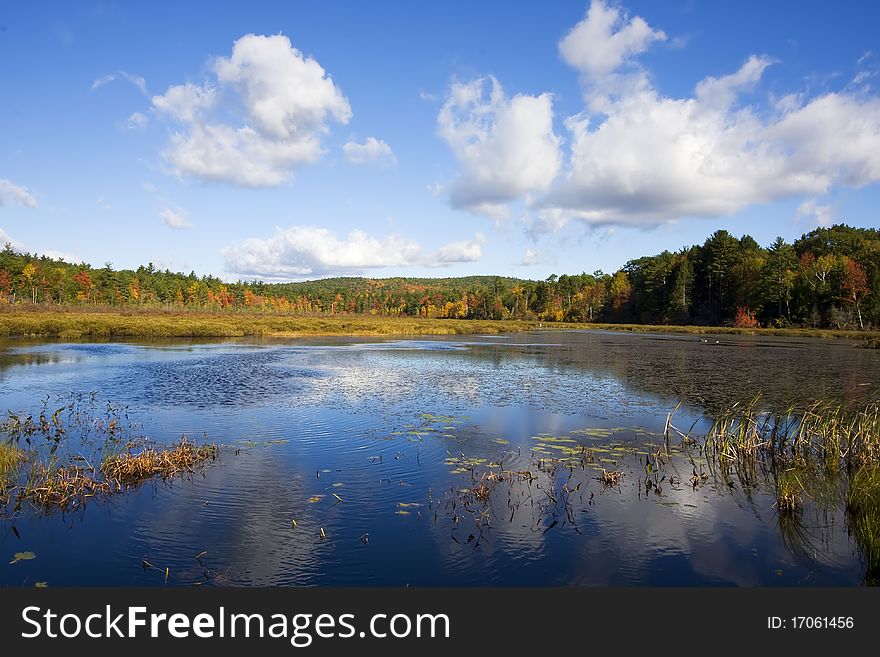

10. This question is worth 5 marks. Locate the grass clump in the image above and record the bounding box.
[845,466,880,584]
[0,442,27,503]
[101,438,217,487]
[598,469,623,487]
[22,462,109,509]
[703,395,880,467]
[775,469,804,513]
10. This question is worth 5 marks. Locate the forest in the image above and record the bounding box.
[1,223,878,330]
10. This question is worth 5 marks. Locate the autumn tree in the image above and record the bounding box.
[22,262,37,303]
[73,270,93,303]
[840,257,869,329]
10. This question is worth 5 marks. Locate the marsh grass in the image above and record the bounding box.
[775,468,805,513]
[1,395,218,513]
[598,469,624,487]
[1,308,879,341]
[702,395,880,467]
[845,466,880,584]
[0,442,26,503]
[21,462,110,509]
[101,438,217,487]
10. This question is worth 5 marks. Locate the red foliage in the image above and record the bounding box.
[733,306,759,328]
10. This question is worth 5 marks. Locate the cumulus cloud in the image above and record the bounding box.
[342,137,396,166]
[160,206,191,229]
[92,71,148,96]
[223,227,421,278]
[0,227,76,261]
[437,76,562,219]
[152,82,216,122]
[126,112,149,130]
[436,1,880,234]
[0,179,37,208]
[795,199,835,226]
[151,34,351,187]
[223,226,484,279]
[534,0,880,232]
[559,0,666,79]
[519,248,543,266]
[0,227,17,246]
[429,233,484,266]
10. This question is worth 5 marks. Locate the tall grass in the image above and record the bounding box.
[703,395,880,467]
[846,466,880,584]
[0,394,217,512]
[0,442,26,503]
[1,308,879,340]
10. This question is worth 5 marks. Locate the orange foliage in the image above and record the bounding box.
[733,306,759,328]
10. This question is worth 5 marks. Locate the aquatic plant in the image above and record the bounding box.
[101,438,217,487]
[845,466,880,585]
[0,441,26,503]
[775,468,804,513]
[701,396,880,467]
[598,469,624,487]
[20,462,110,509]
[1,395,218,513]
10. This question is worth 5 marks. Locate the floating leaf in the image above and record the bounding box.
[9,551,36,565]
[308,496,323,503]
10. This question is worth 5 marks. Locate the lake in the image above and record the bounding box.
[1,330,878,586]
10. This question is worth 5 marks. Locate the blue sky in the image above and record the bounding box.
[1,0,879,281]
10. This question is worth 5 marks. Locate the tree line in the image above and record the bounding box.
[0,223,877,329]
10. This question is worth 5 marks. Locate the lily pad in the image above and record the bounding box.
[9,551,36,565]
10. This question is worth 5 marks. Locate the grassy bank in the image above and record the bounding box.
[1,307,879,341]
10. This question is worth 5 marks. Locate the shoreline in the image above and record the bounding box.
[1,308,879,343]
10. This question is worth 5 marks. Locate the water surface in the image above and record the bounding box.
[1,330,878,586]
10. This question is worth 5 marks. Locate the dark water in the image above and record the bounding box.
[1,330,878,586]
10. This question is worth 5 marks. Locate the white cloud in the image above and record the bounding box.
[519,248,543,266]
[431,0,880,233]
[0,227,17,246]
[694,55,775,110]
[0,179,37,208]
[126,112,149,130]
[41,249,78,262]
[342,137,397,166]
[162,123,322,187]
[152,34,351,187]
[152,83,216,122]
[438,76,562,218]
[224,226,485,279]
[160,206,191,229]
[536,0,880,230]
[92,71,148,96]
[429,233,484,266]
[559,0,666,79]
[795,199,835,227]
[0,228,77,261]
[223,227,422,278]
